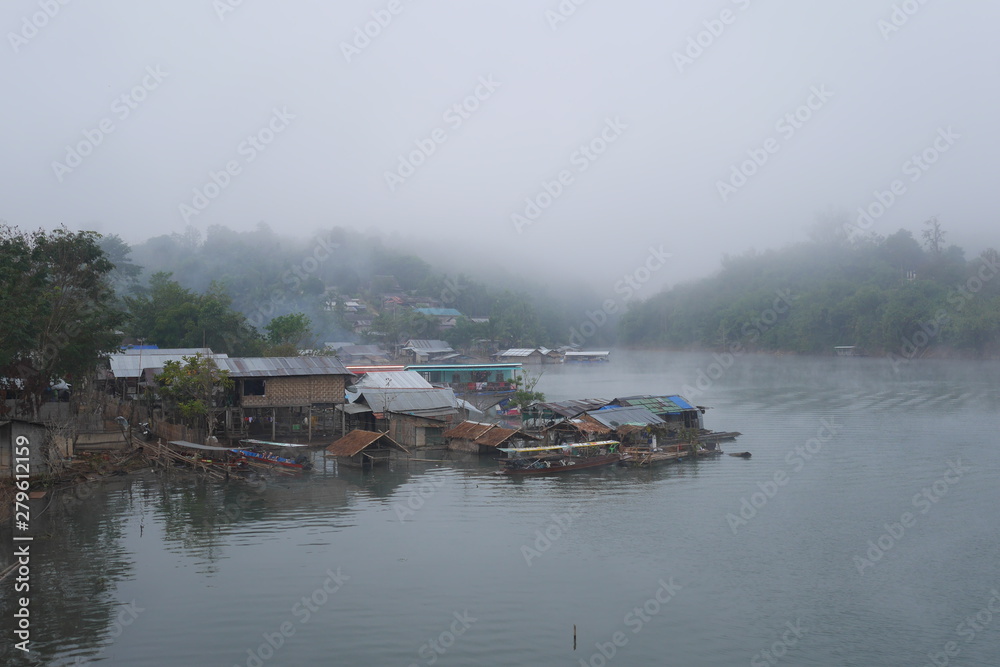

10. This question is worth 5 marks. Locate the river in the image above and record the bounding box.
[3,351,999,666]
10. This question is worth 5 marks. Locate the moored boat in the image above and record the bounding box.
[496,441,624,475]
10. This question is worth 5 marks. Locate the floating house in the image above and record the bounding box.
[442,420,539,454]
[564,350,611,363]
[608,395,704,430]
[326,430,409,468]
[493,348,563,364]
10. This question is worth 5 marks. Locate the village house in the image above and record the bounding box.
[493,348,563,364]
[340,384,461,449]
[413,307,463,330]
[442,420,538,454]
[401,339,457,364]
[215,356,355,441]
[326,429,408,469]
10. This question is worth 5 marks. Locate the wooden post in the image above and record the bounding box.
[271,408,276,440]
[308,406,313,442]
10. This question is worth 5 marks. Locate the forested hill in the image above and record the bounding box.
[619,225,1000,357]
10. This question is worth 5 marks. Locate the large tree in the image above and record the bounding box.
[0,225,124,417]
[125,273,264,355]
[157,353,233,438]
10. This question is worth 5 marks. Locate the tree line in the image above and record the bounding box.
[619,219,1000,356]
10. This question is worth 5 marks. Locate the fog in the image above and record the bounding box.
[2,0,997,296]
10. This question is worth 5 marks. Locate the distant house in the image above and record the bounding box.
[401,339,456,364]
[564,351,611,363]
[326,429,408,468]
[325,343,391,365]
[494,348,563,364]
[414,308,463,330]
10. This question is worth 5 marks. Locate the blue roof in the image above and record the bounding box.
[414,308,463,317]
[667,395,695,410]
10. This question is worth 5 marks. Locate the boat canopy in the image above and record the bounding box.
[241,439,309,448]
[497,440,619,453]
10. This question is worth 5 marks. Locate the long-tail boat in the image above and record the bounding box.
[495,441,624,475]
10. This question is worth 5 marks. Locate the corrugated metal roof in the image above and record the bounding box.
[216,356,351,378]
[354,387,459,417]
[121,347,217,356]
[531,398,611,418]
[497,348,537,357]
[613,395,695,414]
[587,406,665,428]
[108,351,229,379]
[565,350,611,357]
[403,339,454,352]
[355,371,433,390]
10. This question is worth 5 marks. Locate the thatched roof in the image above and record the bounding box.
[326,430,409,457]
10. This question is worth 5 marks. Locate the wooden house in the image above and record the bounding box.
[326,430,409,468]
[442,420,539,454]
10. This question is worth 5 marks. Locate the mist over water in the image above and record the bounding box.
[3,351,999,666]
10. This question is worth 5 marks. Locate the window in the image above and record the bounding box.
[244,379,265,396]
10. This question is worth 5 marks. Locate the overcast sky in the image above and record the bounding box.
[2,1,998,296]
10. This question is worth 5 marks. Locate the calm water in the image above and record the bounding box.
[3,351,1000,666]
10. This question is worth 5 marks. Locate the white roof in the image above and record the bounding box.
[355,371,433,389]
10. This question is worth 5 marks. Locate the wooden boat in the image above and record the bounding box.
[232,439,313,470]
[728,451,752,459]
[496,441,624,475]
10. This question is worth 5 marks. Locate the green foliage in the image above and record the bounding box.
[0,225,125,415]
[125,273,264,355]
[157,354,234,434]
[620,224,1000,356]
[509,371,545,413]
[265,313,312,346]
